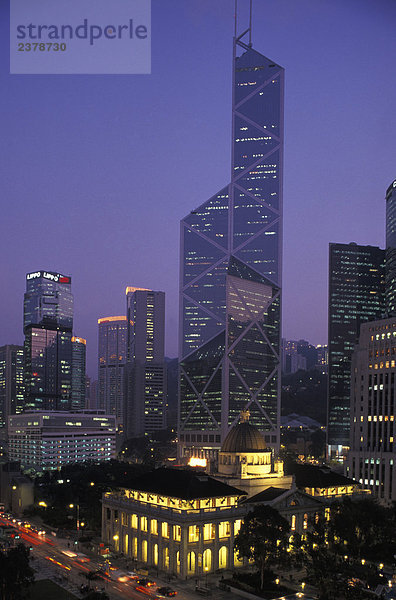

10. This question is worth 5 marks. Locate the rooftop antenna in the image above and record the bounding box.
[235,0,253,49]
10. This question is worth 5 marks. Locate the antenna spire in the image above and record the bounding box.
[249,0,252,46]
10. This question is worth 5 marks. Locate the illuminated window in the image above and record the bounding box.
[234,520,242,535]
[151,519,158,535]
[188,525,200,542]
[219,521,230,538]
[303,514,308,530]
[141,516,147,532]
[173,525,181,541]
[291,515,296,531]
[162,522,169,538]
[131,514,138,529]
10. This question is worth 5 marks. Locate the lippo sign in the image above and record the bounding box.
[10,0,151,74]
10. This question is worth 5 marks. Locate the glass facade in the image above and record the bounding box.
[0,345,24,433]
[327,243,385,452]
[23,271,73,411]
[71,337,86,410]
[179,34,284,453]
[126,289,166,438]
[386,180,396,315]
[98,317,128,422]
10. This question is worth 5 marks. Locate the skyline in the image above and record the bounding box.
[1,0,396,378]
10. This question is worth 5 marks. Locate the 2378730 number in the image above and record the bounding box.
[18,42,66,52]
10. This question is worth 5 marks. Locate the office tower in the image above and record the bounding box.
[315,345,328,375]
[178,25,284,459]
[327,243,385,459]
[71,336,86,410]
[126,287,166,438]
[385,179,396,315]
[281,339,306,374]
[97,317,127,425]
[0,345,24,435]
[8,410,116,472]
[24,271,73,411]
[346,318,396,503]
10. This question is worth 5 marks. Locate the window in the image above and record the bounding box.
[131,514,138,529]
[218,521,230,538]
[291,515,296,531]
[303,514,308,530]
[188,525,199,542]
[203,523,215,540]
[141,516,147,532]
[151,519,158,535]
[234,520,242,535]
[162,522,169,538]
[173,525,181,541]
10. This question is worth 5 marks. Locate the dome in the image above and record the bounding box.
[221,421,267,453]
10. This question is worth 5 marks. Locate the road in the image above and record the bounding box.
[0,514,166,600]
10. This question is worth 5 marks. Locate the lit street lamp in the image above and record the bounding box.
[69,503,80,538]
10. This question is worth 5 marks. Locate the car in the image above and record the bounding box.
[157,586,177,597]
[136,578,156,587]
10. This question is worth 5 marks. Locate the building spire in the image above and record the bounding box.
[235,0,253,48]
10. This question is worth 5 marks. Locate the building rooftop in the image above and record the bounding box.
[221,412,269,453]
[126,467,247,500]
[290,463,356,488]
[242,486,286,503]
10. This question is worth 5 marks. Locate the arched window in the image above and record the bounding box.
[219,546,228,569]
[187,551,195,574]
[203,548,212,572]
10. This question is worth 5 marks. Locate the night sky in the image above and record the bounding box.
[1,0,395,378]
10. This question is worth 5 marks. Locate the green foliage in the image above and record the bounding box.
[234,505,290,589]
[0,543,34,600]
[328,498,396,563]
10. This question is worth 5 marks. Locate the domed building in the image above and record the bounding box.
[216,411,292,497]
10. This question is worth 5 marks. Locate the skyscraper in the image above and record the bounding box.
[179,25,284,459]
[24,271,73,411]
[346,318,396,503]
[385,179,396,315]
[0,345,24,435]
[71,336,86,410]
[125,287,166,438]
[327,243,385,459]
[97,317,128,423]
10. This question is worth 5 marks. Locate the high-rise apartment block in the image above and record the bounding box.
[385,179,396,315]
[8,410,116,472]
[126,287,166,438]
[346,318,396,504]
[327,244,385,458]
[24,271,73,411]
[97,317,128,423]
[179,29,283,459]
[71,336,86,410]
[0,345,24,435]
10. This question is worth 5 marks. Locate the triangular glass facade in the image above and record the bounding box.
[179,35,283,454]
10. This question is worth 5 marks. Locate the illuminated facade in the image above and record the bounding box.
[179,29,284,458]
[386,179,396,315]
[0,345,24,435]
[71,337,86,410]
[327,243,385,458]
[98,317,128,423]
[126,288,166,438]
[346,318,396,504]
[8,410,116,472]
[102,468,247,577]
[24,271,73,412]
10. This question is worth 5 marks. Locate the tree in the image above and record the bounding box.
[234,505,290,590]
[0,543,35,599]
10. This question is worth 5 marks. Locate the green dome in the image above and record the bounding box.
[221,421,268,453]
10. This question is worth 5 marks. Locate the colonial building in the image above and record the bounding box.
[102,467,247,578]
[102,415,366,578]
[215,411,292,497]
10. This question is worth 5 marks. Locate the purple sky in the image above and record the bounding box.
[1,0,396,378]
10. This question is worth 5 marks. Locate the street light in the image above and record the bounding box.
[69,503,80,537]
[38,501,47,508]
